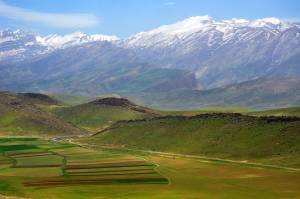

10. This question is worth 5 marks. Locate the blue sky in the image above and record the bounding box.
[0,0,299,37]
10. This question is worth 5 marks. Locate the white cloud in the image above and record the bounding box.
[0,1,99,28]
[164,2,176,6]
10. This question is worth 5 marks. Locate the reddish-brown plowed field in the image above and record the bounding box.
[68,159,135,164]
[65,168,154,174]
[66,161,152,169]
[56,152,92,156]
[12,164,62,168]
[24,175,167,187]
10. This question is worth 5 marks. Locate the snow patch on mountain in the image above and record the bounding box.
[0,29,120,63]
[126,16,294,48]
[39,32,119,48]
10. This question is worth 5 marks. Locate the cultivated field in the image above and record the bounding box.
[0,138,168,198]
[0,137,300,198]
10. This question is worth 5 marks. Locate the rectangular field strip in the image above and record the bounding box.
[13,154,64,168]
[24,175,169,187]
[0,138,168,187]
[65,168,157,176]
[65,160,153,169]
[0,144,39,152]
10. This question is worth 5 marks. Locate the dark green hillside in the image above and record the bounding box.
[53,97,160,132]
[0,91,85,136]
[17,92,61,106]
[83,113,300,167]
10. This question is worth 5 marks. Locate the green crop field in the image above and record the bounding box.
[0,137,300,198]
[14,154,63,167]
[1,92,300,198]
[0,138,300,199]
[0,138,169,198]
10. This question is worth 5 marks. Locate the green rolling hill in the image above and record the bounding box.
[0,91,85,137]
[53,97,160,132]
[2,90,300,168]
[82,113,300,167]
[165,106,300,117]
[17,92,61,106]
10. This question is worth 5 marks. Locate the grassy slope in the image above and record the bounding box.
[0,92,85,137]
[53,98,159,132]
[165,106,254,116]
[50,94,96,106]
[83,113,300,167]
[167,106,300,117]
[249,107,300,117]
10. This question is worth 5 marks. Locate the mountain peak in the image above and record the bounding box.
[183,15,214,22]
[250,17,282,27]
[248,17,293,31]
[152,15,215,35]
[260,17,282,24]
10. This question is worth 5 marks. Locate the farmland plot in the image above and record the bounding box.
[0,137,168,194]
[0,154,12,168]
[1,137,300,198]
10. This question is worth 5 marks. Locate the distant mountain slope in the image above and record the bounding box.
[126,16,300,89]
[0,91,85,136]
[0,29,119,64]
[83,113,300,167]
[0,41,197,95]
[0,16,300,108]
[53,97,160,132]
[126,77,300,110]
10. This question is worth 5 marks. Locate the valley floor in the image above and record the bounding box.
[1,138,300,199]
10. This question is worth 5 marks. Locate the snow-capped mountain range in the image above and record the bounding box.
[0,29,119,48]
[125,16,296,48]
[0,29,120,63]
[1,16,299,62]
[38,31,119,48]
[125,16,300,88]
[0,16,300,108]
